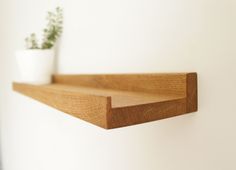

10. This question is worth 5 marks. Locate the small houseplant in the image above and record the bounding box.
[16,7,63,84]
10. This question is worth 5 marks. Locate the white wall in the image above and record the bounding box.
[1,0,236,170]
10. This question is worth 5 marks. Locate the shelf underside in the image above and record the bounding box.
[13,73,197,129]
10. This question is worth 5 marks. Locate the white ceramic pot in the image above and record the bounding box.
[16,49,55,85]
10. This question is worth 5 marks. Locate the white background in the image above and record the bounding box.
[0,0,236,170]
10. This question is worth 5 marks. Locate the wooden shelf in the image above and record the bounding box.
[13,73,197,129]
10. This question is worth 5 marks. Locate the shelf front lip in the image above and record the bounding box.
[13,82,188,129]
[108,97,188,129]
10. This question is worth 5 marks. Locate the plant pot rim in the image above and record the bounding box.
[18,49,54,51]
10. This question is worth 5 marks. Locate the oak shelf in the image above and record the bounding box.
[13,73,198,129]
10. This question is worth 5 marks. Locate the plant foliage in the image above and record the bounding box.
[25,7,63,49]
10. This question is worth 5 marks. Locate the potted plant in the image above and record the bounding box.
[16,7,63,84]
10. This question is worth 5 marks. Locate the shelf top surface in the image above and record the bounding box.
[39,84,185,108]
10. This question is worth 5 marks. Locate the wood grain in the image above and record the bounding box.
[53,73,187,95]
[13,73,198,129]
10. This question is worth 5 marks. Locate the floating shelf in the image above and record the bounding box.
[13,73,197,129]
